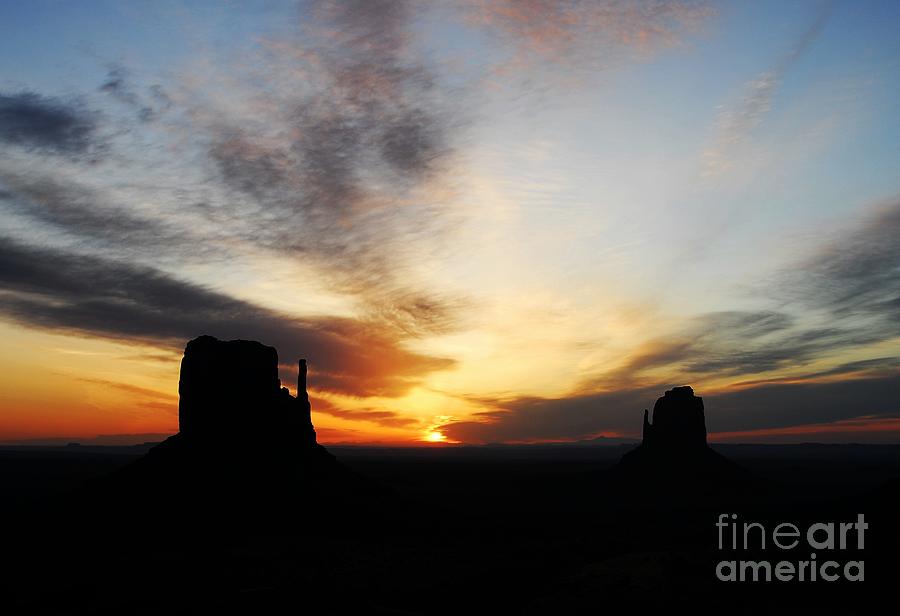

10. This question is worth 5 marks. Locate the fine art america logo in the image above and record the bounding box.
[715,514,867,582]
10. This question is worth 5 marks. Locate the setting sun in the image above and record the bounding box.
[424,431,447,443]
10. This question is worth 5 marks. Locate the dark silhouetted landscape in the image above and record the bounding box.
[2,336,898,614]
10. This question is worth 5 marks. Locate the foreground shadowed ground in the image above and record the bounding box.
[2,442,899,614]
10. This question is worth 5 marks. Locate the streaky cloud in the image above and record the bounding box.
[786,198,900,323]
[311,396,420,429]
[463,0,710,66]
[0,171,181,250]
[703,3,831,175]
[0,236,453,398]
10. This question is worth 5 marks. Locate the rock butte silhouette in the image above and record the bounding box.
[616,386,745,492]
[97,335,380,520]
[641,385,708,450]
[177,335,317,445]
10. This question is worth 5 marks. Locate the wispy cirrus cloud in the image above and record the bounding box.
[99,65,172,123]
[703,3,831,176]
[463,0,710,71]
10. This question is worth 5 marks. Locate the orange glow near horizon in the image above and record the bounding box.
[2,322,900,446]
[710,417,900,443]
[424,430,447,443]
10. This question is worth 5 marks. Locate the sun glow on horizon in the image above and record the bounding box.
[423,430,448,443]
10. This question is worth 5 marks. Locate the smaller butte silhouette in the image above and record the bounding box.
[98,335,378,520]
[616,386,744,495]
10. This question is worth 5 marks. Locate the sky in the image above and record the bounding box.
[1,0,899,445]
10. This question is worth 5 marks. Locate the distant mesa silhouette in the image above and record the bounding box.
[95,335,380,520]
[616,386,745,493]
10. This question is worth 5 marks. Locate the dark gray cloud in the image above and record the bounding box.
[693,310,794,341]
[100,66,170,122]
[707,374,900,433]
[0,92,98,155]
[682,322,879,377]
[443,386,664,443]
[786,200,900,323]
[576,310,872,392]
[685,313,849,375]
[589,187,895,393]
[0,172,181,250]
[811,357,900,379]
[707,356,900,389]
[443,373,900,443]
[695,199,900,377]
[0,236,452,398]
[213,0,449,204]
[100,67,140,108]
[582,200,900,387]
